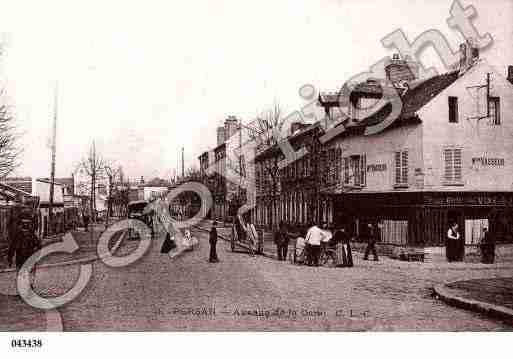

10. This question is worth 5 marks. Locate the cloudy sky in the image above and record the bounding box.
[1,0,511,181]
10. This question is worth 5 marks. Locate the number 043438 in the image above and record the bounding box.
[11,339,43,348]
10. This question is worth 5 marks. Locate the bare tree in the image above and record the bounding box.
[103,162,120,227]
[246,102,287,229]
[76,141,106,223]
[0,95,21,178]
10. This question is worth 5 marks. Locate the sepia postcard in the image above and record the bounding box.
[0,0,512,355]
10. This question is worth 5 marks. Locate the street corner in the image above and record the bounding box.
[434,278,513,325]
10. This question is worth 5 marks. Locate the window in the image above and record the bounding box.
[344,158,349,184]
[350,154,366,187]
[335,148,342,182]
[448,96,458,123]
[443,148,463,184]
[395,150,408,186]
[489,97,500,125]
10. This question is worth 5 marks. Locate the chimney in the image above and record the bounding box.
[216,126,226,146]
[224,116,239,140]
[290,121,306,135]
[385,53,418,84]
[508,65,513,85]
[459,43,467,69]
[459,39,479,72]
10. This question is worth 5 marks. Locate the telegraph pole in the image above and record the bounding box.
[181,147,184,179]
[49,82,58,235]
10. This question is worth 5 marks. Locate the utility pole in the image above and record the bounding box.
[181,147,185,179]
[49,82,58,236]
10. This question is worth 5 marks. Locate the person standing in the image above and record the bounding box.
[7,208,41,291]
[209,221,219,263]
[305,222,326,266]
[480,227,495,264]
[363,223,379,261]
[334,226,353,267]
[274,221,289,261]
[446,222,460,262]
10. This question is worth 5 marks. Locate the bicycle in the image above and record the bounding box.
[319,243,337,267]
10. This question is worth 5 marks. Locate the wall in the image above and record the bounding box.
[420,61,513,192]
[329,123,423,192]
[34,180,64,204]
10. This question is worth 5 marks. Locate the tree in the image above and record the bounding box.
[103,162,120,227]
[0,94,21,178]
[246,102,287,229]
[76,141,106,222]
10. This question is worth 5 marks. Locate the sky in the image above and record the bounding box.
[0,0,511,181]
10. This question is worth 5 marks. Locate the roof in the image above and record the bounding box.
[254,122,320,161]
[0,182,37,202]
[213,141,226,153]
[2,177,33,194]
[324,70,460,142]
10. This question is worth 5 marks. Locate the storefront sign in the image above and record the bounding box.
[472,157,505,166]
[367,164,387,172]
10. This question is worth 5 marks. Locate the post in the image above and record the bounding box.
[181,147,185,179]
[49,82,58,236]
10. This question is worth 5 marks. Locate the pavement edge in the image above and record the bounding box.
[433,282,513,325]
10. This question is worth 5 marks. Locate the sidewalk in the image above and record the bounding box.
[434,277,513,324]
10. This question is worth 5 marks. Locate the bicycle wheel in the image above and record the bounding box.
[321,251,337,267]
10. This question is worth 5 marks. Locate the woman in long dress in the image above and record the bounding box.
[446,222,460,262]
[334,227,353,267]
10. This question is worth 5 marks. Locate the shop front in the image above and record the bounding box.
[332,191,513,247]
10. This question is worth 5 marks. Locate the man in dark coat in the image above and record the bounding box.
[363,223,379,261]
[480,227,495,264]
[209,221,219,263]
[274,221,289,261]
[7,208,41,290]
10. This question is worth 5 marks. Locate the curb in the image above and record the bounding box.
[433,282,513,325]
[193,224,279,260]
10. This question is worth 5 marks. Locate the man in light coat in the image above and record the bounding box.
[305,222,329,266]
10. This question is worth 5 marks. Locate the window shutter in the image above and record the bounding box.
[453,148,462,182]
[401,151,408,184]
[344,157,349,184]
[361,154,366,186]
[395,151,401,184]
[444,149,453,182]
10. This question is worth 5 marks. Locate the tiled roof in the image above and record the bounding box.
[254,122,320,161]
[327,70,460,138]
[400,70,459,119]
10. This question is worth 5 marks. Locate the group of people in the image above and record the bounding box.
[274,221,356,267]
[446,222,496,264]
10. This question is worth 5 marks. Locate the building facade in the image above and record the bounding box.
[317,49,513,246]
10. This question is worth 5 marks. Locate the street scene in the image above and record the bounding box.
[1,0,513,333]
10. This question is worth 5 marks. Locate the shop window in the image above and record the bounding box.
[380,220,408,245]
[394,150,408,187]
[443,148,463,185]
[464,219,489,245]
[489,97,500,125]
